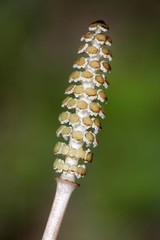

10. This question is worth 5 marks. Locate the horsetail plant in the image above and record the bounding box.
[42,20,112,240]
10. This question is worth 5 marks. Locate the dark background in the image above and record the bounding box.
[0,0,160,239]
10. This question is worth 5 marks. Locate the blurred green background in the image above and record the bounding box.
[0,0,160,239]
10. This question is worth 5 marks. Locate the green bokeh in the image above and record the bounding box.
[0,0,160,239]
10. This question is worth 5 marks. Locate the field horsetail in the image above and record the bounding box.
[42,20,113,240]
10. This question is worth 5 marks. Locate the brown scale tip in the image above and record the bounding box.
[89,20,109,31]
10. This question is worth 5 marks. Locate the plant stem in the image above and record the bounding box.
[42,178,78,240]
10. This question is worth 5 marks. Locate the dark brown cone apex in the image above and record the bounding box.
[91,20,107,25]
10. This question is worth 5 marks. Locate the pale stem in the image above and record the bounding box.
[42,178,78,240]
